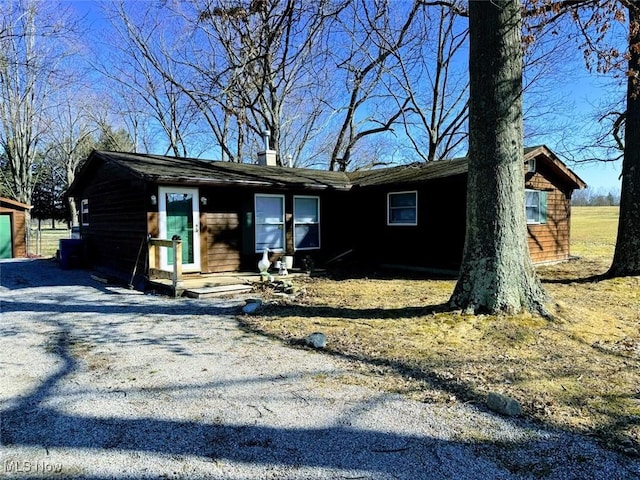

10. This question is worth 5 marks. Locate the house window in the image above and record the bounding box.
[387,191,417,226]
[525,190,547,224]
[255,194,285,252]
[294,196,320,250]
[81,199,89,226]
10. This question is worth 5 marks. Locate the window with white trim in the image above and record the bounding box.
[387,191,417,226]
[294,196,320,250]
[525,190,547,224]
[81,199,89,226]
[255,194,285,252]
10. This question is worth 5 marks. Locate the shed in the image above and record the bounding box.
[0,197,31,259]
[67,145,585,283]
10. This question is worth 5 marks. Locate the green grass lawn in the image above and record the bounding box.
[29,228,71,257]
[570,206,619,259]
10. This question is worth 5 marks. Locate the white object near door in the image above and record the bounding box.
[284,255,294,270]
[258,248,270,273]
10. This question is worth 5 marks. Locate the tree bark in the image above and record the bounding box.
[608,2,640,277]
[449,0,548,314]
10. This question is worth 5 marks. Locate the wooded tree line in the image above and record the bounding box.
[571,186,621,205]
[0,0,638,312]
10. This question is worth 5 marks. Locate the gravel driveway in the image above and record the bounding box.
[1,259,638,479]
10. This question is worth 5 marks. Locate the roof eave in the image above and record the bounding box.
[0,197,31,210]
[525,146,588,190]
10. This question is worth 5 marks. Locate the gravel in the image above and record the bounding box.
[1,258,638,480]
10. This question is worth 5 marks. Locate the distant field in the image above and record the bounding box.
[570,206,619,260]
[28,228,71,257]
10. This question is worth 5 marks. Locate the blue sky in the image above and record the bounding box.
[64,0,623,194]
[573,160,621,193]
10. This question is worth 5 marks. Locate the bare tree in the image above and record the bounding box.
[449,0,548,314]
[397,3,469,162]
[391,0,576,164]
[609,0,640,276]
[529,0,640,276]
[322,0,426,171]
[101,2,208,158]
[193,0,340,164]
[0,0,77,207]
[106,0,337,164]
[41,94,98,225]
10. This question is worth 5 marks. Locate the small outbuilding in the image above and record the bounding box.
[67,145,586,284]
[0,197,31,259]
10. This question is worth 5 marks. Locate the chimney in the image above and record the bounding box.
[257,129,277,166]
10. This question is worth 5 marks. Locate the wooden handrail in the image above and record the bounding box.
[148,236,183,296]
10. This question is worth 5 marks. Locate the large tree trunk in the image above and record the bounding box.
[448,0,548,314]
[608,2,640,277]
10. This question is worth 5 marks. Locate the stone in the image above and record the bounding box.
[486,392,522,417]
[304,332,327,349]
[242,299,262,314]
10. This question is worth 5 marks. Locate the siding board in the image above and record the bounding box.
[204,211,241,273]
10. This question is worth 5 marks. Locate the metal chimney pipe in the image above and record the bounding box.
[263,129,271,151]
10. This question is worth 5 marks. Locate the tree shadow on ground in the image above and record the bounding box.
[237,300,640,461]
[541,273,609,285]
[0,318,509,479]
[4,320,636,480]
[0,258,98,290]
[1,260,638,478]
[254,302,451,321]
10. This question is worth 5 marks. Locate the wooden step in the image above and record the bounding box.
[183,283,253,299]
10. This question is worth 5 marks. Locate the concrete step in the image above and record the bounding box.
[183,283,253,299]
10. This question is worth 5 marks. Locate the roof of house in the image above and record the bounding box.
[68,145,586,195]
[346,158,469,186]
[68,151,352,194]
[0,196,31,210]
[347,146,586,190]
[524,145,587,190]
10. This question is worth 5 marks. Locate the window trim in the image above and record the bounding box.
[525,189,547,225]
[80,199,89,226]
[387,190,418,226]
[293,195,321,251]
[254,194,285,253]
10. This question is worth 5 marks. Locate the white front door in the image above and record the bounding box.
[158,186,201,272]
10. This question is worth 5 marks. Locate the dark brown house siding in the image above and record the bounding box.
[198,186,244,273]
[525,161,573,263]
[353,175,467,271]
[208,188,353,273]
[77,161,148,276]
[67,148,585,281]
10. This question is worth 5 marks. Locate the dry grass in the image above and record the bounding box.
[240,206,640,454]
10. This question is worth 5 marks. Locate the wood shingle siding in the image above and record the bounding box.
[353,175,467,270]
[79,160,148,277]
[525,163,573,263]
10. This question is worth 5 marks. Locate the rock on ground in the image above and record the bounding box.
[1,259,638,480]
